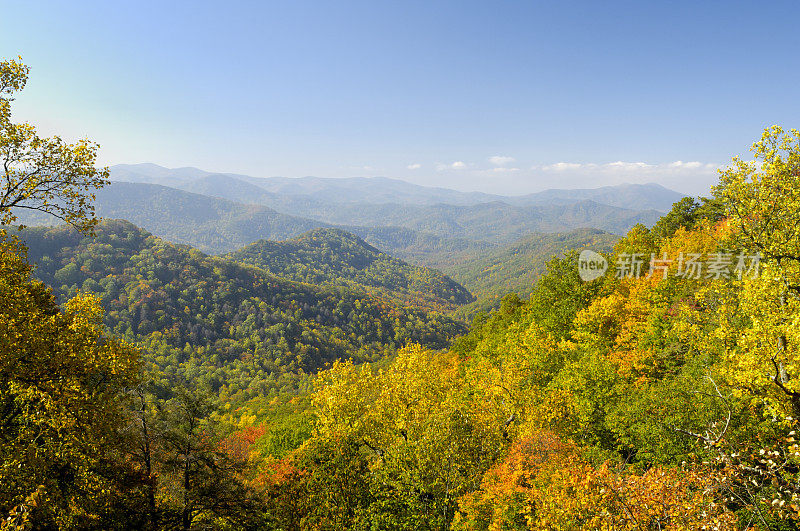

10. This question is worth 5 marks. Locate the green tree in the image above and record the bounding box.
[156,387,265,530]
[1,57,108,232]
[0,234,142,528]
[0,57,142,528]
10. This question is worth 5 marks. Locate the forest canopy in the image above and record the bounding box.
[4,56,800,529]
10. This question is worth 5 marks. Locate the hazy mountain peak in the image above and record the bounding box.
[110,163,687,212]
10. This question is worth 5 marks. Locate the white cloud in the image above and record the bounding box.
[491,166,520,173]
[541,162,584,172]
[489,155,515,166]
[434,161,470,172]
[539,160,719,175]
[668,160,709,170]
[606,161,654,171]
[532,160,723,195]
[407,163,421,170]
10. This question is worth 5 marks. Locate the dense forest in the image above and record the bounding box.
[446,228,621,317]
[18,220,465,406]
[4,55,800,530]
[225,228,474,312]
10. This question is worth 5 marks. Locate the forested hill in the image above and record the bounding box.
[12,181,335,253]
[18,220,466,402]
[15,180,664,258]
[445,228,620,316]
[226,228,474,312]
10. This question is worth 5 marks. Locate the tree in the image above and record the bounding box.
[453,428,737,530]
[714,126,800,417]
[715,125,800,265]
[0,234,142,528]
[156,387,265,530]
[1,57,108,232]
[309,345,507,529]
[0,57,142,527]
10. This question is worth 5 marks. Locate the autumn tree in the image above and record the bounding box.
[454,429,737,530]
[0,57,140,527]
[156,387,266,529]
[309,345,507,529]
[0,234,142,527]
[1,57,108,232]
[714,126,800,416]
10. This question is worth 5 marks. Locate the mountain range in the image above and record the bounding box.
[111,163,686,211]
[13,163,688,314]
[18,164,682,262]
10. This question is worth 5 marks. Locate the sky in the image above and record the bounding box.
[2,0,799,196]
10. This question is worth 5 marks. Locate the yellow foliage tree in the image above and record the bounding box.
[714,126,800,416]
[0,234,140,527]
[1,57,108,232]
[311,344,508,528]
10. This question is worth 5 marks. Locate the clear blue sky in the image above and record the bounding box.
[2,0,798,195]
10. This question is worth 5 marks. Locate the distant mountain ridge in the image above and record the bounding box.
[13,179,667,270]
[110,163,687,212]
[507,183,686,212]
[110,164,501,206]
[11,182,492,265]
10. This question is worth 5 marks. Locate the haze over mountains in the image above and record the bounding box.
[14,162,689,314]
[81,163,684,260]
[111,163,686,211]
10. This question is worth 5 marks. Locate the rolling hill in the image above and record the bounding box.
[270,198,662,243]
[14,181,655,270]
[18,220,467,404]
[112,165,671,242]
[225,228,474,312]
[14,182,334,253]
[445,228,621,316]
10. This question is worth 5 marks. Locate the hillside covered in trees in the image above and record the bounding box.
[6,126,800,530]
[250,127,800,529]
[19,220,466,403]
[226,228,474,312]
[5,53,800,530]
[445,228,621,316]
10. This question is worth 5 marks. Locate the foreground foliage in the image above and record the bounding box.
[4,54,800,529]
[0,233,139,527]
[256,126,800,530]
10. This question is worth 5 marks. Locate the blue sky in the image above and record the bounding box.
[2,0,798,195]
